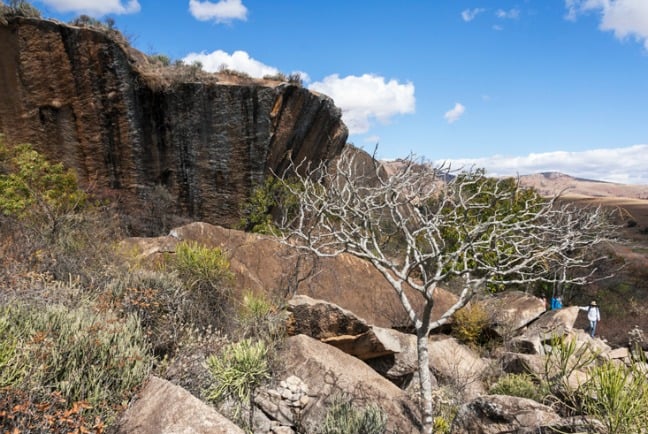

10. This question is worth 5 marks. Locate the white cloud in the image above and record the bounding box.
[189,0,247,23]
[565,0,648,49]
[496,8,520,19]
[39,0,140,15]
[182,50,279,77]
[493,24,504,31]
[443,103,465,124]
[461,8,485,22]
[309,74,415,134]
[438,144,648,184]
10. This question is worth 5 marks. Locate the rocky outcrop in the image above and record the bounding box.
[477,291,546,337]
[427,335,489,400]
[450,395,603,434]
[0,17,347,229]
[287,295,401,360]
[274,334,422,434]
[121,222,459,330]
[117,376,244,434]
[510,306,581,354]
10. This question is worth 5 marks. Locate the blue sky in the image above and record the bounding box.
[20,0,648,184]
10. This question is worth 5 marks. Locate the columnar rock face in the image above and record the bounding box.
[0,17,348,227]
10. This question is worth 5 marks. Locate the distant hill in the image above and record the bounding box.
[381,161,648,201]
[517,171,648,199]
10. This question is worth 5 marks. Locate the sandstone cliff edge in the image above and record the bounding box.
[0,16,348,229]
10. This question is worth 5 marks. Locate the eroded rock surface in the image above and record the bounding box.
[0,17,347,229]
[117,376,244,434]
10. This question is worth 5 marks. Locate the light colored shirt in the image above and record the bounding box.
[580,306,600,321]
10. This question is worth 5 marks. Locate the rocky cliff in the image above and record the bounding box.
[0,16,347,229]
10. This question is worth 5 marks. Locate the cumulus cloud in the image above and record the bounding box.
[189,0,247,23]
[182,50,279,77]
[438,144,648,184]
[38,0,140,15]
[496,8,520,19]
[443,103,466,124]
[565,0,648,49]
[461,8,486,22]
[308,74,415,134]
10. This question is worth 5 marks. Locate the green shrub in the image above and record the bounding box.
[237,291,285,341]
[172,241,233,290]
[320,395,387,434]
[0,316,23,387]
[581,361,648,434]
[489,373,544,402]
[238,176,302,234]
[452,304,489,347]
[168,241,235,331]
[206,338,271,429]
[433,416,451,434]
[0,139,124,285]
[541,335,600,417]
[0,303,151,423]
[0,140,87,228]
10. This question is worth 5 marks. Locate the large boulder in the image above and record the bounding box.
[287,294,370,339]
[121,222,459,331]
[450,394,603,434]
[428,336,489,400]
[527,306,580,338]
[267,334,422,433]
[117,376,244,434]
[366,329,420,387]
[287,295,400,359]
[499,352,545,378]
[509,306,581,355]
[478,291,546,337]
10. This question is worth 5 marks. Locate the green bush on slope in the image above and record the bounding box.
[0,303,152,425]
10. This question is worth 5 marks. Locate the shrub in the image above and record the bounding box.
[149,53,171,67]
[320,395,387,434]
[172,241,233,291]
[237,291,285,341]
[169,241,235,330]
[206,338,271,429]
[541,335,599,416]
[581,361,648,434]
[287,72,304,86]
[0,139,124,287]
[0,0,41,19]
[238,176,302,234]
[433,416,451,434]
[489,373,544,402]
[70,14,103,27]
[0,389,104,433]
[451,303,489,347]
[0,303,151,424]
[0,140,87,228]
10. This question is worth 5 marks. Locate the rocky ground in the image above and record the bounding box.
[115,221,648,433]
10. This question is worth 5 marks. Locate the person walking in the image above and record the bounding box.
[580,301,601,337]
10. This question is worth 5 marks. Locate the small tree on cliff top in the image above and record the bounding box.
[274,147,614,433]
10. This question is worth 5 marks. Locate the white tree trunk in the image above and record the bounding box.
[416,330,434,434]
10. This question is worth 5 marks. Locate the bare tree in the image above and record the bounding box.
[275,147,614,432]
